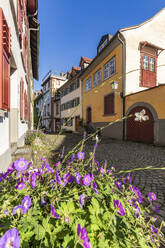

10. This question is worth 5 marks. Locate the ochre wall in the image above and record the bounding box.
[126,85,165,119]
[82,44,123,123]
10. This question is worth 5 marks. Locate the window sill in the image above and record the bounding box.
[102,113,116,117]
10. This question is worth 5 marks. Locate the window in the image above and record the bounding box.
[98,39,108,53]
[0,9,10,111]
[85,77,91,92]
[104,57,116,80]
[24,90,29,121]
[140,45,157,87]
[104,93,114,115]
[93,69,102,87]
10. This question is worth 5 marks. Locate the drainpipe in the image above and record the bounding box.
[117,32,126,140]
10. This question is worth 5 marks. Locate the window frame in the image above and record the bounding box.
[140,48,157,88]
[85,77,91,92]
[0,9,10,111]
[104,93,115,115]
[104,56,116,80]
[93,69,102,87]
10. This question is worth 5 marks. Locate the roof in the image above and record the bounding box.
[72,66,81,71]
[27,0,40,80]
[79,56,92,67]
[140,41,164,51]
[41,74,66,86]
[80,8,165,80]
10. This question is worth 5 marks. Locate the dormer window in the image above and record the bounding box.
[98,39,108,53]
[97,34,112,54]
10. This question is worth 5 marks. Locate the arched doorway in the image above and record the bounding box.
[86,106,92,123]
[127,105,154,143]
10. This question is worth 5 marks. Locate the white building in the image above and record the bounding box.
[119,7,165,96]
[0,0,39,171]
[41,72,67,132]
[60,58,92,132]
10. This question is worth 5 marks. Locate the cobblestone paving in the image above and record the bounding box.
[56,133,165,227]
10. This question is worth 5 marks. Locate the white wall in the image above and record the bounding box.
[121,9,165,95]
[0,0,28,162]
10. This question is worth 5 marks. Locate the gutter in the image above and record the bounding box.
[117,32,126,141]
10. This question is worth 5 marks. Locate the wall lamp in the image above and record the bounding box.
[111,81,123,98]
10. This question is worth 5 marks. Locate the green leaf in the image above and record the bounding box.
[34,224,45,240]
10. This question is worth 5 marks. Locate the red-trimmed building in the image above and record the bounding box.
[0,0,39,171]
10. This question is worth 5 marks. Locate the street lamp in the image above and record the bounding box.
[111,81,123,98]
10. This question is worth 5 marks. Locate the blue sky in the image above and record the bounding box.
[34,0,165,91]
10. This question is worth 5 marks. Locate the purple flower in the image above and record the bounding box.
[41,198,47,207]
[50,179,56,189]
[79,194,86,209]
[21,196,32,214]
[98,167,105,175]
[148,192,157,203]
[56,171,62,185]
[7,163,15,174]
[114,180,122,190]
[45,164,54,174]
[0,228,20,248]
[83,131,87,139]
[122,176,125,184]
[77,151,85,160]
[151,225,158,234]
[92,182,98,194]
[82,174,91,186]
[133,187,143,204]
[71,154,75,162]
[75,172,82,184]
[55,161,61,168]
[107,170,113,176]
[63,173,73,186]
[65,216,70,223]
[13,205,22,215]
[30,173,37,189]
[14,158,29,171]
[153,203,159,213]
[77,224,92,248]
[94,160,99,167]
[127,173,132,184]
[50,204,60,219]
[4,209,9,216]
[113,199,125,216]
[16,182,26,190]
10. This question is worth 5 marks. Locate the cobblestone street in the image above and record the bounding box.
[55,133,165,225]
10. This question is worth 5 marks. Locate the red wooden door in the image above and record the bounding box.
[127,106,154,143]
[87,107,92,123]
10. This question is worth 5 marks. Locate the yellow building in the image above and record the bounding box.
[80,9,165,145]
[80,33,124,139]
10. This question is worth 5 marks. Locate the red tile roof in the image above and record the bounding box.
[82,56,92,62]
[72,66,81,71]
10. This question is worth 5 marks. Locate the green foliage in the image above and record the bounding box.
[25,130,45,145]
[0,140,165,248]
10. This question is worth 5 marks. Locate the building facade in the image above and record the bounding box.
[81,8,165,145]
[41,72,67,132]
[0,0,39,171]
[60,58,92,133]
[81,34,123,139]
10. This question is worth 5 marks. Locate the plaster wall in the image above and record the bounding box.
[121,9,165,95]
